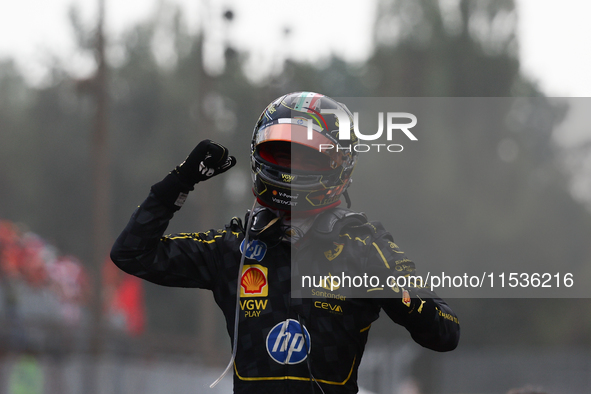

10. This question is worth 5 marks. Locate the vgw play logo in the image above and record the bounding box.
[266,319,311,364]
[307,109,417,153]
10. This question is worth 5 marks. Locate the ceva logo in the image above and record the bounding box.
[266,319,311,365]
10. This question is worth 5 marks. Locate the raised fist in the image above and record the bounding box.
[175,140,236,185]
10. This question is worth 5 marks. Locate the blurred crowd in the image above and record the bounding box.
[0,220,89,324]
[0,219,144,334]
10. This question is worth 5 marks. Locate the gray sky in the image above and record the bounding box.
[1,0,589,97]
[1,1,590,98]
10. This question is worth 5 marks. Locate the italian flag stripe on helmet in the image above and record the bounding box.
[294,92,321,112]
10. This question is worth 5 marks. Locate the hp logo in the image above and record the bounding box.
[266,319,311,365]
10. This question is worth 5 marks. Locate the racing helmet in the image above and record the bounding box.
[251,92,359,212]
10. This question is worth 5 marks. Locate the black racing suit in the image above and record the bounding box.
[111,177,460,394]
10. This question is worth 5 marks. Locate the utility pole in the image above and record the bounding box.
[195,32,219,365]
[87,0,109,391]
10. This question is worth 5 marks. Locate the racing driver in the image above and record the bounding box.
[110,92,460,393]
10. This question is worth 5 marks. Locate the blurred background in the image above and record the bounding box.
[1,0,591,393]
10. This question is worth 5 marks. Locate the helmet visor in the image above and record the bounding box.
[254,121,350,170]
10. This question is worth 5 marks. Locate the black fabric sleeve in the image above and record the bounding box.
[379,288,460,352]
[366,223,460,352]
[110,189,233,289]
[149,172,194,211]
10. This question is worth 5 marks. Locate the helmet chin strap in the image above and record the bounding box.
[210,197,259,388]
[343,190,352,209]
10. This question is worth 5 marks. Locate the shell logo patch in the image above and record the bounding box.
[240,265,268,297]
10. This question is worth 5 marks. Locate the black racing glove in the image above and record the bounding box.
[151,140,237,211]
[174,139,237,185]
